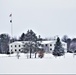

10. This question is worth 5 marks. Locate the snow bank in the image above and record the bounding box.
[0,53,76,74]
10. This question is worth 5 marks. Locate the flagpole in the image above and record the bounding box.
[11,14,13,39]
[9,13,13,40]
[9,13,13,54]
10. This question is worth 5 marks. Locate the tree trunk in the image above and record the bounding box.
[35,52,37,58]
[17,52,20,59]
[30,48,32,58]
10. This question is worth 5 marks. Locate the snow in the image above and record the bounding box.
[9,41,23,45]
[0,53,76,74]
[41,40,55,44]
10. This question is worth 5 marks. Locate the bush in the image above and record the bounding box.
[38,50,44,58]
[67,50,73,53]
[52,49,64,56]
[6,51,10,54]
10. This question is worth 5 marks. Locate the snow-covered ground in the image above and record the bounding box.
[0,53,76,74]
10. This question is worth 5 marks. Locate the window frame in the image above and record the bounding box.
[50,48,52,50]
[15,45,17,47]
[19,45,21,47]
[45,44,48,46]
[15,49,17,52]
[50,44,52,46]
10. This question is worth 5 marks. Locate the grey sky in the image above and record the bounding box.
[0,0,76,38]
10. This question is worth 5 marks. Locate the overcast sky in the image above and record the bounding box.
[0,0,76,38]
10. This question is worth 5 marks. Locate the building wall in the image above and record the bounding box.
[42,42,55,53]
[42,41,67,53]
[9,41,67,53]
[62,42,67,52]
[9,42,23,53]
[9,41,35,53]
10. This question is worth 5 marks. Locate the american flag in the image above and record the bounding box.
[9,13,12,23]
[9,13,12,17]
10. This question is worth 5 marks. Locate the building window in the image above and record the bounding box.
[19,49,21,51]
[19,45,20,47]
[45,44,48,46]
[11,45,12,47]
[23,45,25,47]
[15,45,17,47]
[50,48,52,50]
[11,49,12,51]
[15,49,17,51]
[50,44,52,46]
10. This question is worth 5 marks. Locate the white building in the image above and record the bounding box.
[9,40,67,53]
[9,41,23,53]
[41,40,67,53]
[9,41,36,53]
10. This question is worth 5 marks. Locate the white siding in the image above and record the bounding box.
[41,41,67,53]
[41,41,55,53]
[9,41,67,53]
[9,42,23,53]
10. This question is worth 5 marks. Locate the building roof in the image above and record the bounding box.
[9,41,23,45]
[61,41,67,45]
[9,40,67,45]
[41,40,56,44]
[9,41,36,45]
[41,40,67,45]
